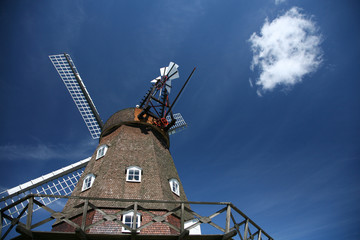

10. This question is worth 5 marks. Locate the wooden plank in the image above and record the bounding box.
[132,202,138,232]
[26,197,33,229]
[30,217,54,229]
[225,204,231,233]
[180,203,184,232]
[178,229,189,240]
[222,229,237,240]
[16,224,33,239]
[81,199,89,230]
[230,212,241,238]
[17,231,228,240]
[75,228,88,240]
[243,219,249,240]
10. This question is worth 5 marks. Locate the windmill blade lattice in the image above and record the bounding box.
[0,158,90,228]
[49,54,103,139]
[166,113,187,135]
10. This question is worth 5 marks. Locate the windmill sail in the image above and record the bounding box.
[49,53,103,139]
[166,112,187,135]
[0,158,90,228]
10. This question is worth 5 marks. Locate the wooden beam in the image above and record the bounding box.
[75,227,88,240]
[16,224,33,239]
[81,199,89,230]
[225,204,231,233]
[222,229,237,240]
[257,230,262,240]
[178,229,189,240]
[243,219,249,240]
[180,203,185,232]
[26,197,33,229]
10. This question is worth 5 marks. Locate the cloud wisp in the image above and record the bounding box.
[0,140,96,162]
[249,7,322,95]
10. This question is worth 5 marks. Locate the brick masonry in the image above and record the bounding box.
[52,108,188,235]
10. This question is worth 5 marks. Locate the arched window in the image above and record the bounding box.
[82,173,95,191]
[122,211,141,232]
[96,145,108,160]
[169,178,180,196]
[126,166,142,182]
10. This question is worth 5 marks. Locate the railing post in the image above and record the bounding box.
[180,203,184,232]
[225,204,231,233]
[81,199,89,231]
[26,196,33,230]
[243,219,249,240]
[257,229,262,240]
[132,202,138,232]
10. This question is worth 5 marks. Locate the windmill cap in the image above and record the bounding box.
[100,108,170,148]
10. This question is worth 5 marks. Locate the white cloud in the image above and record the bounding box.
[249,7,322,94]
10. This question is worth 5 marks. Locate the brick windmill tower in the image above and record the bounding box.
[0,54,273,240]
[49,54,196,236]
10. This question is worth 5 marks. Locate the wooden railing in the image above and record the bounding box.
[0,194,273,240]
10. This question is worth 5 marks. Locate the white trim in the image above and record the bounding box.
[82,173,95,191]
[185,219,202,235]
[126,166,142,182]
[96,145,108,160]
[169,178,180,196]
[122,211,141,232]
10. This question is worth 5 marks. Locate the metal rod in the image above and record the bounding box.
[165,67,196,117]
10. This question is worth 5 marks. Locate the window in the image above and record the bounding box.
[82,173,95,191]
[169,178,180,196]
[126,166,142,182]
[122,211,141,232]
[96,145,108,159]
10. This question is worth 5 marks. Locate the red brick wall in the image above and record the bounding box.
[52,210,95,232]
[88,208,181,235]
[53,208,181,235]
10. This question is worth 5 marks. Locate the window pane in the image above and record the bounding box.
[125,215,132,224]
[127,168,141,182]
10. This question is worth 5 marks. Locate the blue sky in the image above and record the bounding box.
[0,0,359,239]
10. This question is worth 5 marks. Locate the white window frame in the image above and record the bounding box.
[82,173,95,191]
[169,178,180,196]
[122,211,141,233]
[96,145,108,160]
[126,166,142,182]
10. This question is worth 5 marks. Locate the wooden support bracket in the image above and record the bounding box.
[15,224,33,239]
[75,227,88,240]
[222,229,237,240]
[178,229,190,240]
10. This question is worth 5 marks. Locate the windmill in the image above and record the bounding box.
[0,54,273,240]
[0,53,195,234]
